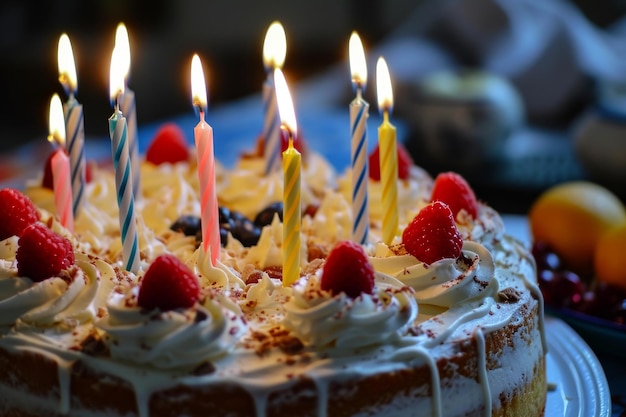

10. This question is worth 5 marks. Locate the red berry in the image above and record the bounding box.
[42,151,55,190]
[85,160,93,183]
[402,201,463,265]
[430,172,478,219]
[0,188,40,240]
[146,123,189,165]
[303,204,319,218]
[137,254,200,311]
[16,223,74,282]
[368,142,413,181]
[320,240,375,298]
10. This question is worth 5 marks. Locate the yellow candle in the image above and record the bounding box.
[282,136,301,286]
[274,68,301,286]
[376,57,398,245]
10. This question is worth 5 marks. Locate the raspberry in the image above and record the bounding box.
[16,223,74,282]
[145,123,190,165]
[0,188,40,240]
[368,142,413,181]
[402,201,463,265]
[137,254,200,311]
[42,151,55,190]
[430,172,478,219]
[320,240,375,298]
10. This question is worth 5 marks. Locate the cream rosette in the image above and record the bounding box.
[370,240,498,308]
[0,250,114,328]
[283,272,417,350]
[97,286,247,370]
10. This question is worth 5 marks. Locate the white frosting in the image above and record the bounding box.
[0,242,113,328]
[97,285,247,370]
[4,151,546,417]
[370,240,497,308]
[218,152,336,219]
[284,272,418,349]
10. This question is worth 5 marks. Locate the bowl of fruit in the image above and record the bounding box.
[529,181,626,355]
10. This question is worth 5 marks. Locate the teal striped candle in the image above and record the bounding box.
[109,109,139,273]
[109,44,139,273]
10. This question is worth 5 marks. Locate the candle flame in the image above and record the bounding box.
[263,21,286,70]
[58,34,78,93]
[48,94,66,147]
[115,23,131,79]
[349,31,367,89]
[191,54,208,111]
[274,68,297,136]
[376,57,393,113]
[109,46,125,104]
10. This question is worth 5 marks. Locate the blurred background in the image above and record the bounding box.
[1,0,626,212]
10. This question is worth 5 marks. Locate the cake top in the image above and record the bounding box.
[0,125,546,417]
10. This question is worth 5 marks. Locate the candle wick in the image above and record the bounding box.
[197,107,206,121]
[383,110,390,124]
[356,87,363,101]
[288,131,295,149]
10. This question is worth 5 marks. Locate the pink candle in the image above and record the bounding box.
[51,149,74,232]
[48,94,74,231]
[191,54,220,264]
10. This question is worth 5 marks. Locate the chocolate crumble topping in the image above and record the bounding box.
[498,287,521,303]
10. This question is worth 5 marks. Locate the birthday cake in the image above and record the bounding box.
[0,122,546,417]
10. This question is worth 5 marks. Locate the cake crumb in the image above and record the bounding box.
[498,287,521,303]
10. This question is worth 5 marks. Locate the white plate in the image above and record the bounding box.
[545,317,611,417]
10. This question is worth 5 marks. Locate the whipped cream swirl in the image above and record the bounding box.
[97,286,247,370]
[218,152,336,220]
[0,249,112,328]
[370,240,497,308]
[283,272,417,349]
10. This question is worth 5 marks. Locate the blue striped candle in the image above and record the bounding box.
[349,32,369,244]
[262,75,281,175]
[58,33,85,218]
[109,109,140,273]
[63,96,85,218]
[262,21,286,175]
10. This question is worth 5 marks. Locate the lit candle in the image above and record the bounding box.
[262,21,286,175]
[376,57,398,245]
[57,33,85,218]
[116,23,140,198]
[109,46,140,273]
[191,54,220,265]
[275,68,301,286]
[48,94,74,232]
[349,32,369,245]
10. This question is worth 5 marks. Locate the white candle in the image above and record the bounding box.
[116,23,140,198]
[109,46,140,273]
[349,32,370,245]
[57,33,85,218]
[262,21,286,175]
[191,54,220,265]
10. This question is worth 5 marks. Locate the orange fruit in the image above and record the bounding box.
[529,181,626,276]
[594,224,626,291]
